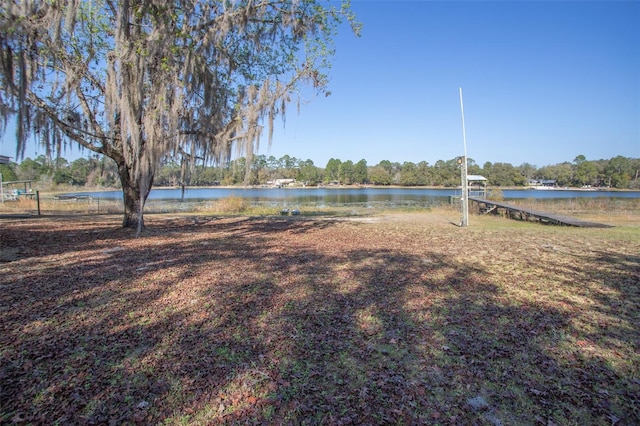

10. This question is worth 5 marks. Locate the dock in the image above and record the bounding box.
[469,197,612,228]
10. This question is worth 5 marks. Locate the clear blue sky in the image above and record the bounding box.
[260,0,640,168]
[2,0,639,169]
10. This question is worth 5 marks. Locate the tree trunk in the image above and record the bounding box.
[116,160,152,230]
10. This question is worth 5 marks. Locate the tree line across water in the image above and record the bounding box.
[1,154,638,190]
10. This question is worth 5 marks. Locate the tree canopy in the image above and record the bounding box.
[0,0,359,230]
[8,153,638,190]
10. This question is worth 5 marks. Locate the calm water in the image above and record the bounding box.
[67,187,640,208]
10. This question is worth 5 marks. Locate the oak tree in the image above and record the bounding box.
[0,0,359,231]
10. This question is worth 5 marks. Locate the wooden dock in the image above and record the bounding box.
[469,197,613,228]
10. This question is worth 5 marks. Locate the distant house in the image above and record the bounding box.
[0,155,11,165]
[272,178,296,188]
[528,179,557,188]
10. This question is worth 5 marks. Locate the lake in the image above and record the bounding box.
[67,187,640,208]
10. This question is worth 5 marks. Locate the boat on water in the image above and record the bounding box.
[530,186,555,190]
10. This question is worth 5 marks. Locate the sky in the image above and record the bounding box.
[1,0,639,169]
[260,0,640,168]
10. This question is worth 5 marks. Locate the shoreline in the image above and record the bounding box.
[143,184,640,192]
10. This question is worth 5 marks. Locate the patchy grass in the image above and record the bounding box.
[0,210,638,425]
[508,198,640,227]
[0,194,380,218]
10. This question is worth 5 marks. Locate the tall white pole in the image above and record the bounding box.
[459,87,469,227]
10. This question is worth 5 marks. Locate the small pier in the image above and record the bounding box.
[469,197,612,228]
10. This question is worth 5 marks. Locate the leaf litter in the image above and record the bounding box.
[0,212,638,425]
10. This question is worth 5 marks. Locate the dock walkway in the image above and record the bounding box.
[469,197,612,228]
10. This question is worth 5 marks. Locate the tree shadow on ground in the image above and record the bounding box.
[0,216,637,425]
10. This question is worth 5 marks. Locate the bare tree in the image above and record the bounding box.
[0,0,359,231]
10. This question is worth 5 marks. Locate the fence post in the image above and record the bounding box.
[36,191,41,216]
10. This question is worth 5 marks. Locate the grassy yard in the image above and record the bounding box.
[1,207,638,425]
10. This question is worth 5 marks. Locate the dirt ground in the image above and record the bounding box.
[1,211,639,425]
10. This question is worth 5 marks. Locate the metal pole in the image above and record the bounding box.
[459,87,469,227]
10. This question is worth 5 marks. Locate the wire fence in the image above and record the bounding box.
[0,193,208,217]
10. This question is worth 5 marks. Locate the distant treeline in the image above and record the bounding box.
[1,154,639,189]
